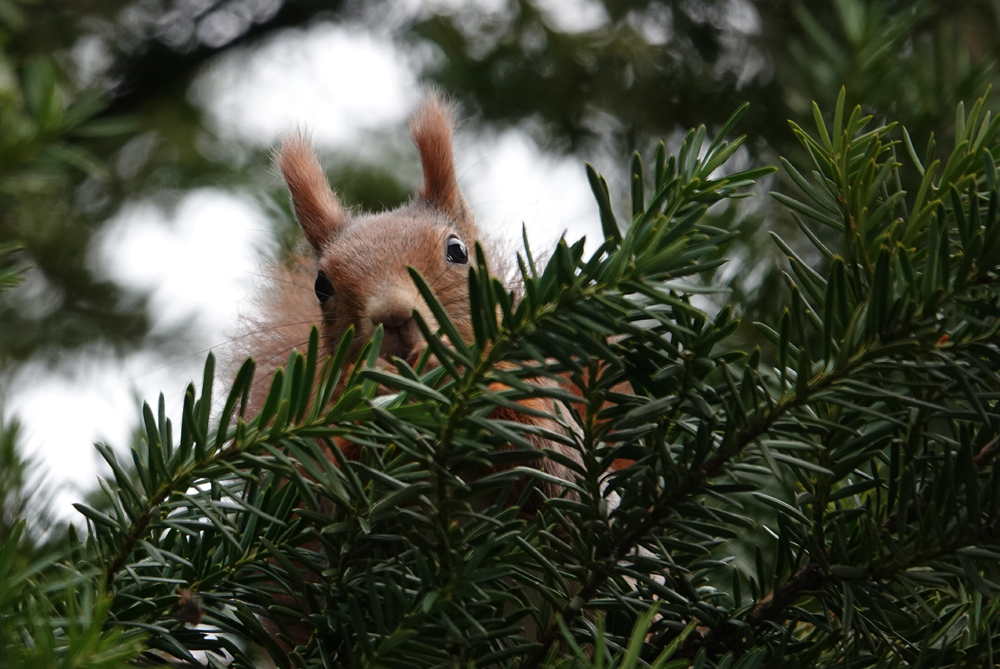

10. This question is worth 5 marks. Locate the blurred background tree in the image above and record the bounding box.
[4,0,999,373]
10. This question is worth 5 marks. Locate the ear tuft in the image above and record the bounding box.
[274,132,346,252]
[411,96,472,224]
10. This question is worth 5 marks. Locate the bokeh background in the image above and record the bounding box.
[2,0,999,517]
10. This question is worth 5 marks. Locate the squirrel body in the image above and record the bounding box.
[236,97,615,657]
[244,96,585,493]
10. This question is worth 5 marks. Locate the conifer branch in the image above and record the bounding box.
[677,432,1000,659]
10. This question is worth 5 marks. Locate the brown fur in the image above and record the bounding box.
[272,97,478,368]
[234,253,326,416]
[410,98,474,225]
[246,96,620,495]
[274,133,347,252]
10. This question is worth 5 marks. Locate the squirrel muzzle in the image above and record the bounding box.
[368,291,424,365]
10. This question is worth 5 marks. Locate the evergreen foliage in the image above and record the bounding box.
[0,5,154,367]
[5,91,1000,667]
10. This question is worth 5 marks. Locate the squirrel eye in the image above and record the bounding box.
[446,235,468,264]
[315,270,335,304]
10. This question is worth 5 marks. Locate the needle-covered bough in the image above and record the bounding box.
[58,91,1000,668]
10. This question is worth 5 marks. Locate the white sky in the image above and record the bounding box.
[9,21,599,518]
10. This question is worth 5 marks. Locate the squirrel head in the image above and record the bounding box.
[275,97,480,365]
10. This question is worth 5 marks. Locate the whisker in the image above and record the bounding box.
[132,310,369,382]
[129,319,333,381]
[242,269,315,293]
[339,295,367,312]
[253,331,342,370]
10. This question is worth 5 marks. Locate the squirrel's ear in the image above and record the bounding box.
[275,133,346,252]
[411,97,473,226]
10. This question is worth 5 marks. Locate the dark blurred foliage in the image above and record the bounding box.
[0,5,148,367]
[415,0,996,150]
[3,0,999,373]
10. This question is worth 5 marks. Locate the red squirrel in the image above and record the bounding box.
[241,96,588,497]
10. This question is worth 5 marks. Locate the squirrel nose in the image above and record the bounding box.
[380,320,420,364]
[368,290,423,361]
[369,302,420,362]
[371,306,413,330]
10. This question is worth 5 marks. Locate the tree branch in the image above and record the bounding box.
[674,434,1000,660]
[520,341,892,667]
